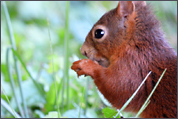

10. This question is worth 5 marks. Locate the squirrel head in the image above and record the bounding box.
[81,1,146,67]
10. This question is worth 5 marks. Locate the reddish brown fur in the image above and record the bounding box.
[71,1,177,118]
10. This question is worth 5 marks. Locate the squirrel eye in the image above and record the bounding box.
[95,29,105,39]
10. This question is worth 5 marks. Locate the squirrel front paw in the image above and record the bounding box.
[71,59,99,78]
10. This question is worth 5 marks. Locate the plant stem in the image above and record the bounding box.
[1,86,21,118]
[11,48,45,97]
[135,68,167,118]
[61,1,70,113]
[47,18,61,118]
[2,1,29,118]
[120,71,152,112]
[6,47,25,118]
[79,87,85,118]
[84,77,89,115]
[65,1,70,110]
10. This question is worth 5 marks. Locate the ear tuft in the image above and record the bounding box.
[117,1,135,17]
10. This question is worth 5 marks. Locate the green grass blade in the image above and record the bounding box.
[135,68,167,118]
[47,18,61,118]
[61,1,70,113]
[6,47,25,118]
[65,1,70,110]
[119,71,152,112]
[78,98,82,118]
[78,87,85,118]
[2,1,29,117]
[1,86,21,118]
[2,1,17,50]
[113,109,123,118]
[84,77,89,115]
[11,48,45,97]
[1,98,21,118]
[136,100,150,117]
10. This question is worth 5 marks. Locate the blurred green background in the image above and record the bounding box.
[1,1,177,118]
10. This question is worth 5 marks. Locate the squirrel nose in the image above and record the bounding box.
[81,48,88,57]
[80,43,88,57]
[83,51,88,57]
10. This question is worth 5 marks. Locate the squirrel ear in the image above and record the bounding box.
[132,1,146,6]
[117,1,135,17]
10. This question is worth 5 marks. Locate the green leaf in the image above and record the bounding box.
[44,81,60,113]
[102,107,120,118]
[44,111,61,118]
[1,64,9,82]
[34,110,45,118]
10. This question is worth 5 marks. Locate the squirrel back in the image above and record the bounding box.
[71,1,177,118]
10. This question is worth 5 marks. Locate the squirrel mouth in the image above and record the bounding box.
[94,59,102,65]
[95,59,101,64]
[86,53,109,67]
[88,58,102,66]
[92,58,109,68]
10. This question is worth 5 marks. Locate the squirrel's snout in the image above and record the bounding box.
[80,43,88,57]
[81,50,87,57]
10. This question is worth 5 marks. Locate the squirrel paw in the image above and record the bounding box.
[71,59,98,77]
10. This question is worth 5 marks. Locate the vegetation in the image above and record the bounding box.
[1,1,177,118]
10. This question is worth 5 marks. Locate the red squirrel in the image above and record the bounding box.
[71,1,177,118]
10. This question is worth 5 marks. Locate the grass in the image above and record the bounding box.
[1,85,20,118]
[135,68,167,117]
[78,87,85,118]
[2,1,68,118]
[3,1,28,117]
[11,48,45,96]
[119,71,152,113]
[6,47,24,118]
[61,1,70,113]
[47,18,61,118]
[84,77,90,115]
